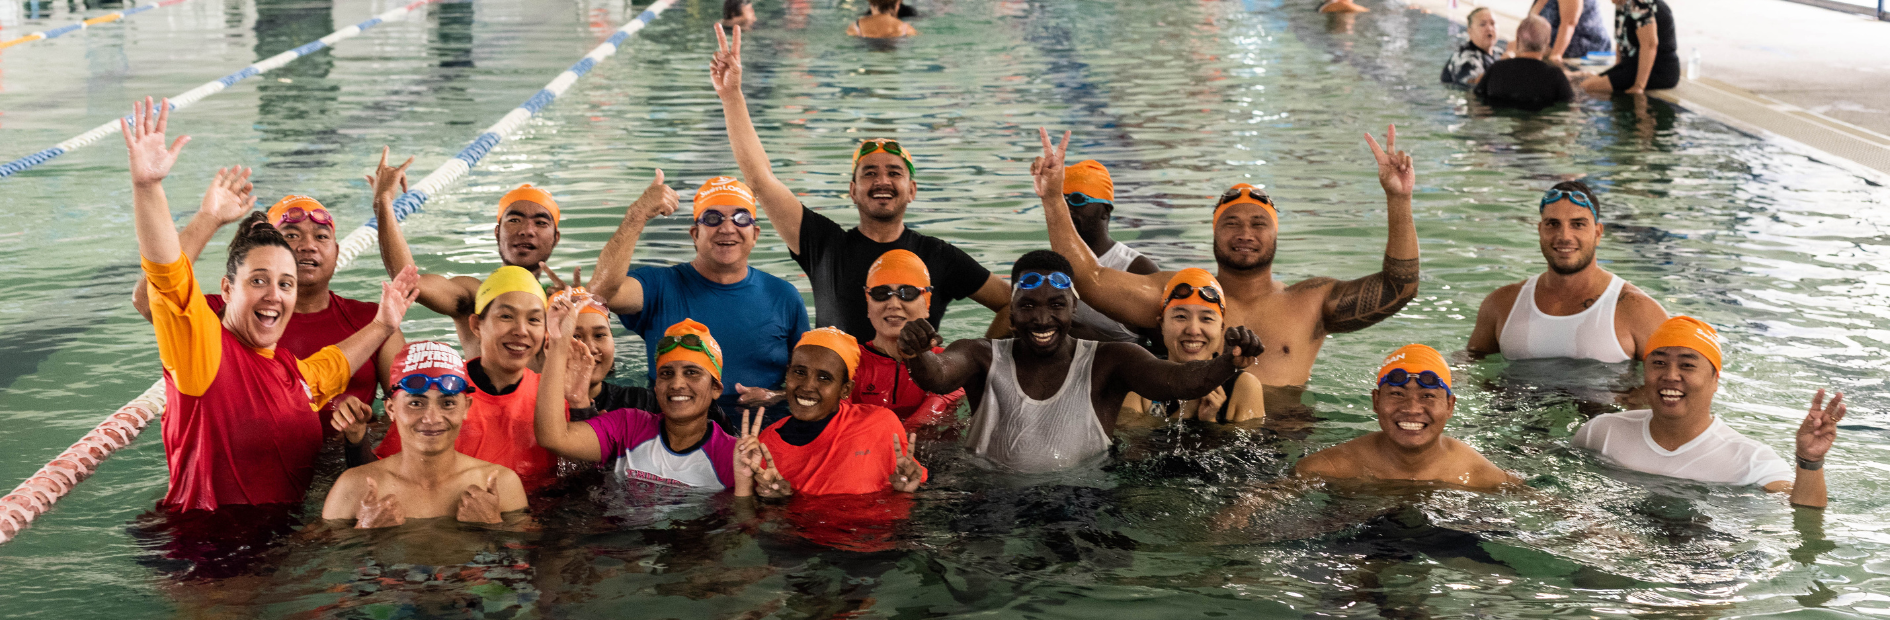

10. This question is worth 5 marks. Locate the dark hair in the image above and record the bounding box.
[225,211,293,280]
[869,0,900,12]
[723,0,749,19]
[1545,180,1601,218]
[1466,6,1490,25]
[1011,249,1073,281]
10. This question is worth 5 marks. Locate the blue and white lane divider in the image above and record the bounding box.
[0,0,192,51]
[336,0,681,264]
[0,0,443,178]
[0,0,681,546]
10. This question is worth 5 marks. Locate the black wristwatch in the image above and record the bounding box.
[1796,456,1825,471]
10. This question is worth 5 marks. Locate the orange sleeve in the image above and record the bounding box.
[143,254,221,397]
[295,345,353,410]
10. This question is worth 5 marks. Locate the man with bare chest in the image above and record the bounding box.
[1468,181,1669,362]
[1036,128,1420,388]
[900,250,1263,473]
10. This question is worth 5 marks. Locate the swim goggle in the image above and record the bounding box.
[394,373,473,396]
[1538,188,1598,220]
[1377,368,1452,395]
[1065,192,1112,208]
[1216,186,1274,207]
[868,284,932,302]
[658,333,723,372]
[853,138,916,174]
[274,206,334,228]
[695,209,755,228]
[1165,282,1224,310]
[1014,271,1073,290]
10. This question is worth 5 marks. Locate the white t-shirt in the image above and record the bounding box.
[1572,409,1793,488]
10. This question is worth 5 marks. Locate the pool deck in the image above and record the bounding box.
[1400,0,1890,180]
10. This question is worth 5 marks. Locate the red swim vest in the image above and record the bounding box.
[851,343,965,431]
[161,330,325,511]
[375,367,567,489]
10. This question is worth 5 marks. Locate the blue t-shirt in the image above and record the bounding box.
[620,263,809,402]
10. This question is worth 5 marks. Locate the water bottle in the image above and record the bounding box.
[1687,48,1700,81]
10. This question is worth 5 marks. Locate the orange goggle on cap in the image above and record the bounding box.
[1377,343,1452,392]
[693,176,757,217]
[656,319,724,381]
[1214,183,1276,224]
[796,327,861,381]
[1646,315,1722,372]
[1064,160,1114,202]
[498,184,560,223]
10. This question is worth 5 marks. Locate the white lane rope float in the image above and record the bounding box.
[0,0,681,544]
[0,0,443,178]
[0,0,193,51]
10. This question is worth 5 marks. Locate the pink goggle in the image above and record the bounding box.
[274,207,334,228]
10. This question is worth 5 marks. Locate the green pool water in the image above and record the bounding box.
[2,0,1887,617]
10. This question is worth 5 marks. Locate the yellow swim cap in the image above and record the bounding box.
[475,265,547,315]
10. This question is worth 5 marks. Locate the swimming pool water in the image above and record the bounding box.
[2,0,1888,617]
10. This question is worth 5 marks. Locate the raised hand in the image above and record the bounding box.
[710,24,744,99]
[897,317,941,358]
[734,383,782,406]
[1221,325,1264,368]
[1194,387,1228,421]
[456,472,504,524]
[374,265,421,330]
[121,97,191,188]
[199,166,256,226]
[753,444,792,498]
[563,337,596,405]
[1796,390,1845,464]
[355,477,405,529]
[1031,128,1072,198]
[1364,124,1415,199]
[546,283,580,340]
[330,396,374,445]
[890,432,923,493]
[629,170,679,222]
[364,146,413,201]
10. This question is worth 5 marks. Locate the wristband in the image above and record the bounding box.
[1796,456,1824,471]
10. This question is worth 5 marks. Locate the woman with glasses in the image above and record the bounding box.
[851,250,965,430]
[1120,269,1266,424]
[322,341,528,527]
[1292,344,1517,490]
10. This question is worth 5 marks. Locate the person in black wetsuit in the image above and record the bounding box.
[1581,0,1680,95]
[1476,16,1576,111]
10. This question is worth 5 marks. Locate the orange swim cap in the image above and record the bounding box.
[1161,268,1224,316]
[1645,316,1722,372]
[796,327,861,381]
[865,249,932,306]
[1376,343,1452,390]
[656,319,724,381]
[1213,183,1277,225]
[266,195,331,229]
[1064,160,1114,202]
[693,175,757,217]
[556,287,611,318]
[498,184,560,223]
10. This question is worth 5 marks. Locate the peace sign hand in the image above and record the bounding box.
[710,24,744,99]
[1796,389,1846,464]
[1031,128,1072,198]
[1364,124,1415,199]
[121,97,191,188]
[890,432,923,493]
[456,472,504,524]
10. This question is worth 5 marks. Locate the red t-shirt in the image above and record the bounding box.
[760,402,926,496]
[375,364,568,489]
[206,292,382,437]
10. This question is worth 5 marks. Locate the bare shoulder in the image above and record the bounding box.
[1614,281,1669,326]
[1444,437,1521,489]
[1294,438,1364,480]
[1480,281,1525,312]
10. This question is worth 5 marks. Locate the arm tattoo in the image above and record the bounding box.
[1324,256,1419,333]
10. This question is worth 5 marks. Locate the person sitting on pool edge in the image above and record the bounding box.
[1468,181,1668,362]
[713,25,1014,343]
[739,328,926,497]
[589,175,807,429]
[370,266,569,490]
[846,0,917,38]
[1579,0,1679,96]
[1572,317,1845,508]
[121,97,421,511]
[131,180,404,442]
[1037,126,1418,391]
[1061,160,1161,343]
[902,250,1265,473]
[534,301,742,491]
[1294,344,1519,490]
[1120,269,1265,424]
[322,341,527,527]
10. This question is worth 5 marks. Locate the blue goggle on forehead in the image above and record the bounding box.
[1014,271,1074,291]
[1539,188,1598,221]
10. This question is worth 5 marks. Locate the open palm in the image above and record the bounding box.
[120,97,190,188]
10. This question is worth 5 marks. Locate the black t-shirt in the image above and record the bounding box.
[1474,58,1575,111]
[790,204,993,341]
[589,382,660,419]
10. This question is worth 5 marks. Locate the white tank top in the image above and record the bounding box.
[1497,274,1631,363]
[965,339,1111,473]
[1071,243,1145,342]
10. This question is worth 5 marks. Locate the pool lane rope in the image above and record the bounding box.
[0,0,193,51]
[0,0,680,545]
[0,0,445,178]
